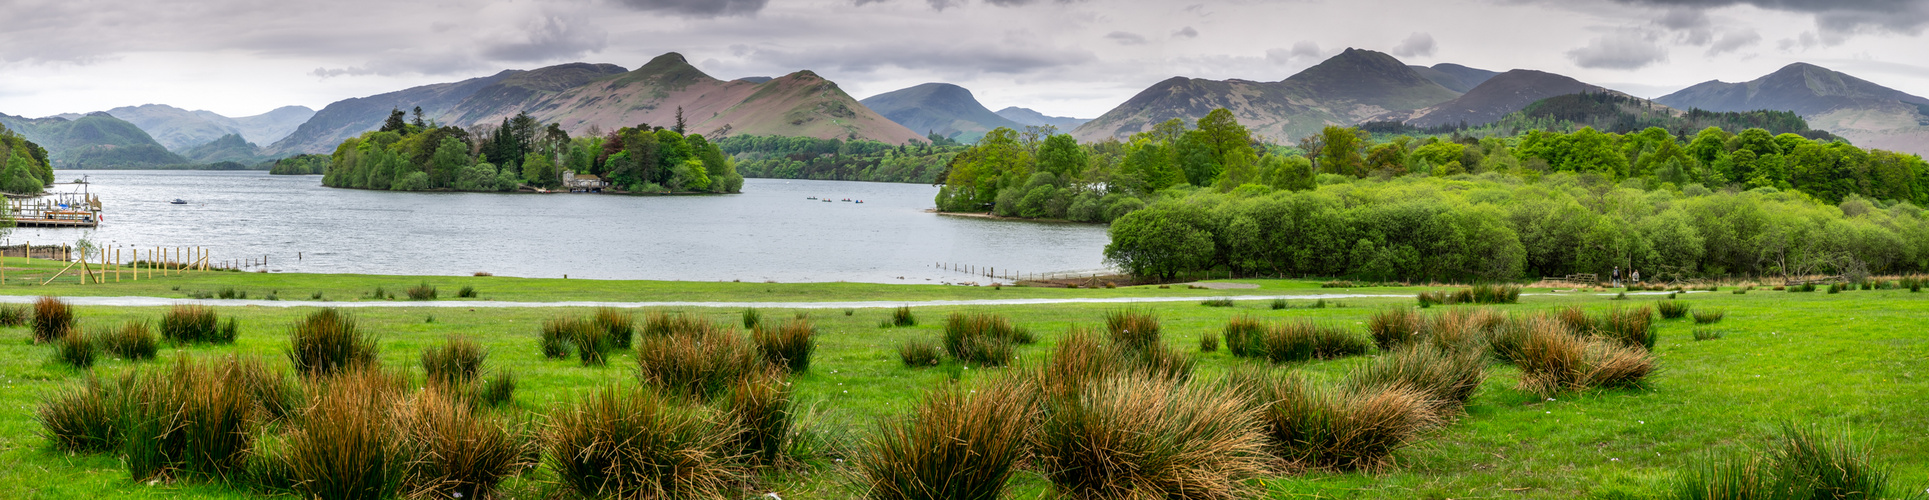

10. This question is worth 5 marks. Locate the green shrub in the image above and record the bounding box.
[287,308,377,377]
[1201,297,1236,308]
[36,373,132,453]
[31,296,75,344]
[160,305,237,344]
[1103,309,1162,352]
[635,324,759,400]
[1694,309,1726,324]
[278,368,409,499]
[406,283,437,300]
[54,330,97,369]
[98,321,159,361]
[456,285,478,298]
[859,377,1035,500]
[0,304,27,327]
[422,336,487,386]
[545,386,744,500]
[1657,300,1691,319]
[593,308,636,349]
[397,387,532,499]
[891,305,917,327]
[753,318,816,373]
[1035,374,1269,499]
[898,340,942,368]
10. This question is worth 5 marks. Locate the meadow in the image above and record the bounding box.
[0,265,1924,499]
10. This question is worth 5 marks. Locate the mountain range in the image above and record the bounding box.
[0,112,187,168]
[859,83,1024,142]
[61,104,314,152]
[1373,69,1610,128]
[995,107,1090,130]
[1657,63,1929,155]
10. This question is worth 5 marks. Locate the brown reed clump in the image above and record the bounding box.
[898,339,943,368]
[1103,309,1162,352]
[752,317,816,373]
[545,386,745,499]
[160,305,238,344]
[123,355,273,482]
[593,308,636,349]
[1034,374,1270,500]
[422,336,488,387]
[1226,368,1438,472]
[279,367,411,499]
[287,308,378,377]
[31,296,75,344]
[858,376,1037,500]
[942,312,1032,366]
[635,323,759,400]
[396,386,534,499]
[97,321,160,361]
[725,370,795,465]
[1367,307,1422,351]
[1345,343,1487,415]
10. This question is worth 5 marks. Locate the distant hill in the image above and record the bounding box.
[995,107,1090,130]
[1376,70,1609,128]
[1072,48,1461,143]
[100,104,314,152]
[1409,64,1500,93]
[270,53,923,155]
[1657,63,1929,155]
[1365,91,1835,141]
[180,134,265,164]
[0,112,187,168]
[860,83,1022,143]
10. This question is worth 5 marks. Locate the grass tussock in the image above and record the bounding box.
[891,305,917,327]
[1035,374,1270,500]
[1598,306,1657,351]
[123,355,273,482]
[1367,308,1422,351]
[545,386,745,500]
[741,308,762,329]
[1233,320,1371,363]
[1201,297,1237,308]
[1223,315,1269,358]
[898,340,943,368]
[396,386,533,499]
[406,282,437,300]
[859,377,1035,500]
[539,317,583,360]
[1104,309,1162,352]
[593,308,636,349]
[1514,321,1656,397]
[1693,328,1726,341]
[643,311,710,338]
[480,370,518,408]
[456,285,478,298]
[1694,309,1727,324]
[1200,333,1219,352]
[1657,300,1691,319]
[725,370,795,465]
[31,296,75,344]
[97,321,159,361]
[54,330,97,369]
[941,312,1033,366]
[1271,298,1290,310]
[160,305,239,344]
[753,317,816,373]
[0,303,28,327]
[37,373,133,453]
[1669,424,1898,500]
[422,336,487,387]
[1346,343,1486,414]
[1229,368,1438,472]
[635,323,759,400]
[279,367,410,499]
[287,308,378,377]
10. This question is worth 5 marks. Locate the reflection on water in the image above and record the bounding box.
[17,171,1112,283]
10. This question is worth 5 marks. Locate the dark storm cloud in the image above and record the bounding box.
[614,0,769,17]
[1106,31,1149,45]
[1567,32,1670,69]
[1706,29,1762,54]
[1391,32,1435,57]
[1607,0,1929,35]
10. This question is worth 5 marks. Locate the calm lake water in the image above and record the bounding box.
[16,171,1112,283]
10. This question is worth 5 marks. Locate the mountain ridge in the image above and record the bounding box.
[1658,62,1929,155]
[859,83,1022,142]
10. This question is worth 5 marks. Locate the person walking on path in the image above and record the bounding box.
[1632,269,1641,285]
[1612,267,1621,287]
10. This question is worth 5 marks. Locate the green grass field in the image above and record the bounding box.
[1,273,1924,499]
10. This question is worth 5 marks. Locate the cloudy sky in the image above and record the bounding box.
[2,0,1927,120]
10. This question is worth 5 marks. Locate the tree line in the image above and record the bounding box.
[0,124,54,194]
[323,108,742,194]
[718,134,963,184]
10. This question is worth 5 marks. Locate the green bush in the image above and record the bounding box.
[287,308,377,377]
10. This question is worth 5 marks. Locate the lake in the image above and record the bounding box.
[14,171,1113,283]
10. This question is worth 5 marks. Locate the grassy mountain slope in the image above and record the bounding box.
[0,112,187,167]
[995,107,1090,130]
[442,63,630,127]
[1071,48,1461,143]
[701,70,924,144]
[267,70,524,155]
[1379,69,1608,128]
[1657,62,1929,155]
[180,134,264,164]
[223,106,316,146]
[1409,63,1500,93]
[859,83,1022,142]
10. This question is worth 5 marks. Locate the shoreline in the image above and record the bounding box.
[925,209,1102,224]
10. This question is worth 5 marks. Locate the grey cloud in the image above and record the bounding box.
[1777,31,1822,51]
[1606,0,1929,36]
[313,51,488,78]
[742,41,1094,75]
[1706,29,1762,55]
[1173,26,1199,38]
[1266,41,1321,65]
[480,13,608,62]
[928,0,966,10]
[984,0,1087,5]
[1292,41,1322,58]
[1391,32,1435,57]
[1567,33,1669,69]
[1106,32,1149,45]
[614,0,768,17]
[1657,8,1713,44]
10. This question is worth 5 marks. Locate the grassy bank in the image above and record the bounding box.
[2,277,1924,498]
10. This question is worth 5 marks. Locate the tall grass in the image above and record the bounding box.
[1657,300,1691,319]
[898,340,942,368]
[753,317,816,373]
[1199,334,1220,352]
[1514,323,1656,397]
[726,370,795,464]
[1367,308,1422,351]
[422,336,488,387]
[287,308,378,377]
[1346,344,1486,413]
[1201,297,1236,307]
[859,377,1035,500]
[1236,320,1371,363]
[635,324,759,400]
[1669,425,1897,500]
[54,330,97,368]
[31,296,75,344]
[160,305,238,344]
[279,367,410,499]
[1599,306,1657,351]
[545,386,745,499]
[396,387,532,499]
[97,321,159,361]
[36,373,133,453]
[941,313,1032,366]
[1035,374,1270,499]
[123,355,269,482]
[1228,368,1438,471]
[1694,309,1727,324]
[0,303,28,327]
[1693,329,1726,341]
[891,305,917,327]
[1104,309,1162,352]
[593,308,636,349]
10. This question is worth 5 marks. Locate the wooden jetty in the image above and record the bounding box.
[9,190,103,228]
